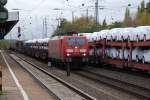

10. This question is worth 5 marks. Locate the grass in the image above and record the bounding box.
[0,40,11,49]
[0,91,6,95]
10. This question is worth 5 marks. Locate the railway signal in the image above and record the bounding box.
[18,26,21,38]
[66,63,70,76]
[0,0,8,22]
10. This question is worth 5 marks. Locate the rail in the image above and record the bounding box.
[11,54,96,100]
[75,68,150,99]
[0,65,2,91]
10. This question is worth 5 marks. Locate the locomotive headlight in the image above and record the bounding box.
[66,49,73,53]
[67,53,71,56]
[82,53,87,56]
[75,46,78,49]
[80,49,87,52]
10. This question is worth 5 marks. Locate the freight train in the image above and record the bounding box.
[80,26,150,72]
[11,26,150,72]
[10,35,89,67]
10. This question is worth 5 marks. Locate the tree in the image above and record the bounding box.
[146,1,150,13]
[102,19,107,29]
[132,0,150,26]
[53,16,102,35]
[110,22,123,28]
[140,0,145,13]
[123,8,133,27]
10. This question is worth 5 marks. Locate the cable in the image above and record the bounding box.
[12,0,46,12]
[30,0,46,12]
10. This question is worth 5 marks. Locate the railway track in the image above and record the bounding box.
[74,67,150,99]
[10,51,148,100]
[9,53,96,100]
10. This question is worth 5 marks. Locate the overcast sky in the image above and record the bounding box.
[5,0,149,40]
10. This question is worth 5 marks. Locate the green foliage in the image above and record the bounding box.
[140,0,145,12]
[132,0,150,26]
[0,40,11,49]
[54,15,125,35]
[123,8,133,27]
[54,16,103,35]
[122,0,150,27]
[146,1,150,13]
[102,19,107,29]
[109,22,123,29]
[54,0,150,34]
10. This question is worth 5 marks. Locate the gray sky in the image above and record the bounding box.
[5,0,149,40]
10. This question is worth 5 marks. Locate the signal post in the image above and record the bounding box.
[0,0,8,92]
[0,65,1,91]
[0,0,8,22]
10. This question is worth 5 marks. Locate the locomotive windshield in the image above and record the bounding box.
[67,38,86,46]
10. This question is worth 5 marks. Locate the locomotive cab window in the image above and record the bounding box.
[67,38,86,46]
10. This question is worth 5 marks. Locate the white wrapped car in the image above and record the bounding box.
[133,27,148,41]
[105,30,113,41]
[124,49,130,60]
[78,33,92,42]
[142,49,150,63]
[121,27,135,41]
[94,32,100,41]
[88,33,95,42]
[109,28,122,41]
[99,30,109,40]
[118,49,124,59]
[115,48,129,60]
[132,47,143,62]
[90,32,98,42]
[107,47,118,59]
[136,26,150,41]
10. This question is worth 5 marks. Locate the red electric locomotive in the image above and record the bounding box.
[48,35,89,67]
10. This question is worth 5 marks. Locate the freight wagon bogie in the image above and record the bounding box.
[35,51,40,58]
[40,52,47,60]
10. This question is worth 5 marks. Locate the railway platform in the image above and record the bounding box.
[0,50,55,100]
